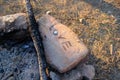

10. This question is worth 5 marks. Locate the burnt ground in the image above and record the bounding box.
[0,0,120,80]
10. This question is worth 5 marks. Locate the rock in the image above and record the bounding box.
[50,71,60,80]
[38,14,89,73]
[0,13,29,35]
[50,64,95,80]
[80,64,95,80]
[0,13,30,42]
[79,18,88,25]
[61,64,95,80]
[62,69,82,80]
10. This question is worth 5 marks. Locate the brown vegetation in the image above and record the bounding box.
[0,0,120,80]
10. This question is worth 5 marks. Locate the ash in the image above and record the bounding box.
[0,40,40,80]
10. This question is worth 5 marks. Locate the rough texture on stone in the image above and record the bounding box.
[0,13,28,36]
[49,64,95,80]
[62,70,82,80]
[38,14,89,73]
[0,13,29,42]
[80,64,95,80]
[50,71,60,80]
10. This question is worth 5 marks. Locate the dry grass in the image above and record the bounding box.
[0,0,120,80]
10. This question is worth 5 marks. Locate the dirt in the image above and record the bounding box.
[0,0,120,80]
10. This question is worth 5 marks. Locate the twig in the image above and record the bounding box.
[1,72,13,80]
[114,38,120,41]
[110,44,113,55]
[25,0,48,80]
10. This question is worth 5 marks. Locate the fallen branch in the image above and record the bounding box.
[25,0,48,80]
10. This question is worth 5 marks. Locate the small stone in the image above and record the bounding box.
[107,11,112,14]
[79,18,88,25]
[23,45,29,49]
[50,71,60,80]
[46,11,52,15]
[62,70,82,80]
[80,64,95,80]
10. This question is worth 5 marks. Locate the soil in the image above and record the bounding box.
[0,0,120,80]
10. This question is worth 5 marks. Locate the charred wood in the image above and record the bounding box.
[25,0,48,80]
